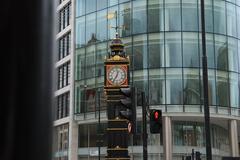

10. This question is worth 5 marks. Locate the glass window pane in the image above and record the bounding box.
[166,68,183,104]
[207,70,216,105]
[237,0,240,6]
[183,69,200,104]
[133,70,148,96]
[214,0,226,34]
[86,13,96,45]
[148,33,164,68]
[148,0,164,32]
[133,0,147,34]
[97,9,107,42]
[89,124,97,147]
[119,2,132,37]
[215,35,228,70]
[120,0,129,3]
[200,34,215,69]
[86,87,96,112]
[79,125,88,147]
[97,0,107,10]
[229,73,239,107]
[133,35,148,70]
[76,16,85,48]
[86,0,96,14]
[182,32,199,68]
[76,0,85,17]
[85,45,96,79]
[237,7,240,39]
[109,0,118,6]
[228,37,238,72]
[227,3,237,37]
[96,43,107,77]
[165,0,181,31]
[149,69,165,105]
[216,71,229,106]
[203,0,213,33]
[182,0,198,31]
[75,48,85,80]
[122,37,133,71]
[165,32,182,67]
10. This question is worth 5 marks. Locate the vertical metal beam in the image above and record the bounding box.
[98,90,101,160]
[163,116,172,160]
[229,120,239,157]
[200,0,212,159]
[142,92,148,160]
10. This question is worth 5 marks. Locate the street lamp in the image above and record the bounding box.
[200,0,212,159]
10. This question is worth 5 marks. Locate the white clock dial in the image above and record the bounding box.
[108,66,126,85]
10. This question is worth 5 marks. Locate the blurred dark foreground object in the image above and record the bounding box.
[1,1,54,160]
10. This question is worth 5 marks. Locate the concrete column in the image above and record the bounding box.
[163,116,172,160]
[68,121,78,160]
[229,120,239,157]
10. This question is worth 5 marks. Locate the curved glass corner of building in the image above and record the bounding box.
[74,0,240,159]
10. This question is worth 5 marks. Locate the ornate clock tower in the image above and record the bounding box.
[104,33,131,160]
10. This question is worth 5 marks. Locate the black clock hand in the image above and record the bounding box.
[113,71,119,83]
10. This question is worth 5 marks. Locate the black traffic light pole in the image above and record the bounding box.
[200,0,212,159]
[142,91,148,160]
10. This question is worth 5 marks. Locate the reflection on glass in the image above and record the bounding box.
[108,6,118,39]
[203,0,213,32]
[76,0,85,17]
[148,0,164,32]
[227,3,237,37]
[79,125,88,147]
[216,71,229,106]
[133,35,148,70]
[183,69,200,104]
[133,70,148,96]
[85,46,96,79]
[119,2,131,37]
[215,35,228,70]
[207,70,216,105]
[214,0,226,34]
[97,10,107,41]
[149,69,165,105]
[75,49,85,80]
[96,43,107,77]
[165,0,181,31]
[121,37,132,67]
[166,68,183,104]
[182,0,198,31]
[97,0,107,10]
[86,0,96,14]
[228,38,238,72]
[133,0,147,34]
[237,8,240,38]
[86,13,97,45]
[149,33,164,68]
[229,73,239,107]
[182,32,199,67]
[165,32,182,67]
[76,17,85,48]
[109,0,118,6]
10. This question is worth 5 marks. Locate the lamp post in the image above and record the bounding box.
[200,0,212,159]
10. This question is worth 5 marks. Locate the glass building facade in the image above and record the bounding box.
[74,0,240,159]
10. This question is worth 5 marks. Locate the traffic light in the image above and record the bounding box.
[119,87,137,134]
[195,151,201,160]
[150,109,162,133]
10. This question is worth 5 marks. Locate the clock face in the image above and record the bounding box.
[107,66,127,85]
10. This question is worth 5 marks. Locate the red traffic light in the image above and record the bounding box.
[154,111,159,120]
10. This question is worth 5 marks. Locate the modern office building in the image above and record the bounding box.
[53,0,240,160]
